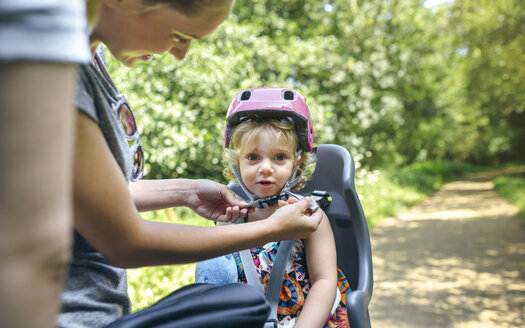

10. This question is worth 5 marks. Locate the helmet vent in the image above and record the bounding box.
[283,90,295,100]
[240,91,252,101]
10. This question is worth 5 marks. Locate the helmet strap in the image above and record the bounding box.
[230,156,259,203]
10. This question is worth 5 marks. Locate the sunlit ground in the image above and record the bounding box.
[370,170,525,328]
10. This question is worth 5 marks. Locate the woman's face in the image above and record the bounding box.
[94,0,233,66]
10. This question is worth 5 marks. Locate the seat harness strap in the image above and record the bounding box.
[238,239,294,327]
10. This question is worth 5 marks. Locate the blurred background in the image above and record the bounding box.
[105,0,525,312]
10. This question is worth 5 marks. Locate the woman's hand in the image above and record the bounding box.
[186,179,251,223]
[267,198,323,241]
[278,195,318,215]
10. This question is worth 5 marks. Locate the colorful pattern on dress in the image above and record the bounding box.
[233,241,350,328]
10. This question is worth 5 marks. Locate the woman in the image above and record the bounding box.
[58,1,323,327]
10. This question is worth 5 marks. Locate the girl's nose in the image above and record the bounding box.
[258,159,274,173]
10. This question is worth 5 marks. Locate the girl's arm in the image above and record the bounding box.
[74,113,323,268]
[294,210,338,328]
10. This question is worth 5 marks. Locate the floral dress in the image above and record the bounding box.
[233,240,350,327]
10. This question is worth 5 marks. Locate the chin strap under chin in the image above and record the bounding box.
[231,162,259,203]
[230,153,302,209]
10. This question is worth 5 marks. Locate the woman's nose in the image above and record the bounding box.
[169,40,192,60]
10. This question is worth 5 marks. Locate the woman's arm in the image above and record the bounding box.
[129,178,249,222]
[74,113,322,268]
[294,211,338,328]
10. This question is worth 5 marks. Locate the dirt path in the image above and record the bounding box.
[369,168,525,328]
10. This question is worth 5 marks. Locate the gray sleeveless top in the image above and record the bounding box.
[57,46,133,328]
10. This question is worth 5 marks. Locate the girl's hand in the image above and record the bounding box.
[220,201,256,223]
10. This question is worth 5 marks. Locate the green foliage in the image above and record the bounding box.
[387,160,481,194]
[127,208,213,312]
[128,263,197,312]
[106,0,523,180]
[444,0,525,163]
[493,173,525,219]
[358,159,483,226]
[356,168,425,228]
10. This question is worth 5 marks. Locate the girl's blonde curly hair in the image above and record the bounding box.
[224,118,316,191]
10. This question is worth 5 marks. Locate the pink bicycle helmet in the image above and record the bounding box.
[224,87,315,152]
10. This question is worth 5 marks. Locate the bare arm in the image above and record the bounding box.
[294,211,338,328]
[129,178,249,222]
[0,63,76,328]
[74,113,322,268]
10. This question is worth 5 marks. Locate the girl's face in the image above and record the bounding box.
[238,130,296,199]
[93,0,233,66]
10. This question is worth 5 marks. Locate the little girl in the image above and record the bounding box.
[196,88,350,327]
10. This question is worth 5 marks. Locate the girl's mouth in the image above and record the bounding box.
[257,180,274,188]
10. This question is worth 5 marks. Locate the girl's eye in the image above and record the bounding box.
[247,154,259,161]
[275,154,286,161]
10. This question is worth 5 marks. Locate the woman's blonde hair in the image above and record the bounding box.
[224,119,315,191]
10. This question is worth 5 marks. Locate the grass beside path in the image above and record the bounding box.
[493,166,525,221]
[360,160,486,228]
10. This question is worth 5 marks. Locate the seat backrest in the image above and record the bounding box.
[298,144,373,295]
[229,144,373,296]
